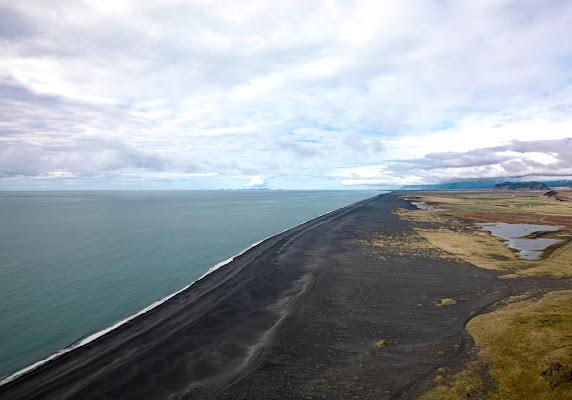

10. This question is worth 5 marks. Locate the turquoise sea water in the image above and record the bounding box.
[0,190,377,381]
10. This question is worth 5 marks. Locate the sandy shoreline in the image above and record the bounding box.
[0,194,361,389]
[0,193,555,399]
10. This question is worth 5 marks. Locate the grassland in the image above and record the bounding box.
[419,291,572,400]
[394,190,572,399]
[407,190,572,219]
[397,190,572,278]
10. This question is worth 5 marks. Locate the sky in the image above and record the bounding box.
[1,0,571,190]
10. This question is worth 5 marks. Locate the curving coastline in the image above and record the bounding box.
[0,195,376,399]
[0,196,368,389]
[1,193,545,399]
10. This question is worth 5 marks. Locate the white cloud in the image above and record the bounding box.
[243,175,270,188]
[1,0,571,189]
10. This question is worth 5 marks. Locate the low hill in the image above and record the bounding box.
[492,181,549,191]
[544,190,572,202]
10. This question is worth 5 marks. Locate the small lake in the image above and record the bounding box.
[477,222,563,260]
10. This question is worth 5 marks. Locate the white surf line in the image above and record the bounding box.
[0,195,377,387]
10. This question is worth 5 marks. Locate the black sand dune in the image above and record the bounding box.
[0,194,525,399]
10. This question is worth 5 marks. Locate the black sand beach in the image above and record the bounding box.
[0,193,546,399]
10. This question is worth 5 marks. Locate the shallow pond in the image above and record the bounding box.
[404,199,445,211]
[477,222,563,260]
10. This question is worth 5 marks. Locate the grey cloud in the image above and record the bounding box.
[418,148,511,169]
[0,138,170,178]
[6,1,572,122]
[0,76,136,138]
[0,77,184,177]
[208,162,259,177]
[509,138,572,155]
[76,138,168,171]
[0,76,60,107]
[0,142,45,176]
[274,139,319,158]
[343,137,385,154]
[0,6,36,40]
[388,138,572,182]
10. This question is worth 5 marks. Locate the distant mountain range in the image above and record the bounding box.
[492,181,549,191]
[400,179,572,190]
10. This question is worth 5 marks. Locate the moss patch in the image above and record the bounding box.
[418,357,496,400]
[438,298,458,307]
[466,291,572,399]
[421,292,572,399]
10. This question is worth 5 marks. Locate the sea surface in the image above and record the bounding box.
[0,190,378,381]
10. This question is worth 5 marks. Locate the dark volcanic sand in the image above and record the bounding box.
[0,194,552,399]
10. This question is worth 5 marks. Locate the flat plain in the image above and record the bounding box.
[397,189,572,399]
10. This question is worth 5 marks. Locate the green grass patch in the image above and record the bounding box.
[421,292,572,399]
[467,291,572,399]
[443,204,572,216]
[446,205,507,210]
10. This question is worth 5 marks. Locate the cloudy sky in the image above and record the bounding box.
[1,0,571,190]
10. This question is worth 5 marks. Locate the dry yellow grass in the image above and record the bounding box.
[396,192,572,400]
[418,358,494,400]
[392,192,572,399]
[468,291,572,399]
[356,230,456,260]
[395,206,572,278]
[419,291,572,400]
[407,190,572,218]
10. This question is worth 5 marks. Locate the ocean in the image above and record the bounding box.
[0,190,378,381]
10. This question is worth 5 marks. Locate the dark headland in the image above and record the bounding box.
[0,193,552,399]
[492,181,550,191]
